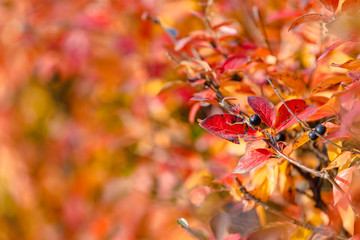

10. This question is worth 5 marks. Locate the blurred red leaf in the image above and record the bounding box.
[233,148,273,174]
[289,13,331,31]
[190,186,212,207]
[189,102,201,123]
[321,129,352,141]
[221,54,248,72]
[175,36,195,51]
[247,96,276,127]
[274,99,317,132]
[334,167,355,205]
[266,10,303,23]
[199,114,259,144]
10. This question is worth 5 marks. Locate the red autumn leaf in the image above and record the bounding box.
[288,13,331,31]
[189,102,201,123]
[342,103,360,128]
[247,96,276,127]
[189,11,205,20]
[221,54,248,72]
[199,114,259,144]
[189,186,212,207]
[274,99,317,132]
[320,0,339,13]
[190,89,219,107]
[266,10,303,23]
[333,167,356,205]
[233,148,273,174]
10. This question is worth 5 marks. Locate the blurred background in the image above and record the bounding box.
[0,0,243,239]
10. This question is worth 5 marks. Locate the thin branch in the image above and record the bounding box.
[266,76,360,155]
[177,218,207,240]
[166,51,181,65]
[253,7,273,55]
[266,140,325,178]
[234,178,317,231]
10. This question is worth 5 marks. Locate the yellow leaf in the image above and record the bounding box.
[289,227,312,240]
[326,151,354,170]
[338,205,355,235]
[256,205,267,226]
[230,184,244,201]
[293,131,310,150]
[327,140,342,162]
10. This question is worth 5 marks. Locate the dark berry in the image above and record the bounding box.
[315,124,326,135]
[309,131,318,141]
[249,114,261,126]
[275,133,286,142]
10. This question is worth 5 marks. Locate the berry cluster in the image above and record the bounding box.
[309,125,327,141]
[248,114,327,143]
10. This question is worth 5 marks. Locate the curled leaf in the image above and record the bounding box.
[222,54,248,72]
[289,13,331,31]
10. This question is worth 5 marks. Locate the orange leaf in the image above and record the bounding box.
[326,151,353,170]
[289,13,332,31]
[293,131,310,150]
[269,72,305,94]
[342,0,360,15]
[306,97,341,121]
[189,186,212,207]
[310,76,353,96]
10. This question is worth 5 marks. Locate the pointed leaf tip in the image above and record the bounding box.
[233,148,273,174]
